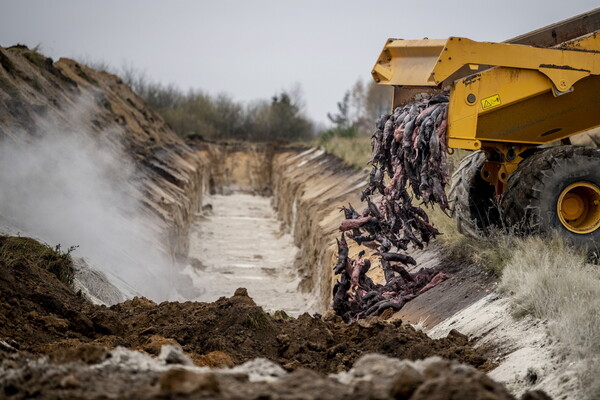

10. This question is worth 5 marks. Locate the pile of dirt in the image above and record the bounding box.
[0,236,113,350]
[0,235,488,375]
[109,289,490,373]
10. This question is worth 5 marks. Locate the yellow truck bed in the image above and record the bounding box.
[372,32,600,151]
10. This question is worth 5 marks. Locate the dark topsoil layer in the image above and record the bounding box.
[0,236,488,373]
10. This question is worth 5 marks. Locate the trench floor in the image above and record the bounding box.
[185,193,313,315]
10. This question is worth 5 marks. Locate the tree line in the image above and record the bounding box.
[88,61,391,143]
[120,67,313,142]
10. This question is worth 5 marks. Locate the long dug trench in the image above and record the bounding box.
[187,192,307,313]
[178,143,368,314]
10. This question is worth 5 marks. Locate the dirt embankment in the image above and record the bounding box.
[0,237,486,370]
[0,235,550,400]
[0,45,206,259]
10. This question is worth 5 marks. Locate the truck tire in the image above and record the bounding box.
[502,145,600,250]
[448,151,500,237]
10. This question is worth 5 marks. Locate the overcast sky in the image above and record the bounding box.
[1,1,598,124]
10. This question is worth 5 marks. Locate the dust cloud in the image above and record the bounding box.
[0,124,176,301]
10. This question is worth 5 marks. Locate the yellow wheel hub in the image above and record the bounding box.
[557,182,600,234]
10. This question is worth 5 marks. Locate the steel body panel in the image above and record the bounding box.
[373,32,600,150]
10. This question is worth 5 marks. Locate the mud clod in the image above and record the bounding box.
[159,370,221,395]
[390,364,424,398]
[48,343,108,364]
[411,360,514,400]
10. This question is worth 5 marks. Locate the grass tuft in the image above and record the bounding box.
[431,216,515,276]
[0,235,76,287]
[8,45,50,69]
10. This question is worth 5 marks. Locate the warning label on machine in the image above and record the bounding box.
[481,94,501,110]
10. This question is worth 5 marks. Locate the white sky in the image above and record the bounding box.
[1,1,598,125]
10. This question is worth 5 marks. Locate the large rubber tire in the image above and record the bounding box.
[502,145,600,249]
[448,151,500,238]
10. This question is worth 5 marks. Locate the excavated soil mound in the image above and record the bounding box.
[0,236,118,349]
[0,236,489,375]
[109,289,490,373]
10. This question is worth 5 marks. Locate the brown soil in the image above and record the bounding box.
[4,235,552,400]
[111,289,490,373]
[1,350,547,400]
[0,241,489,374]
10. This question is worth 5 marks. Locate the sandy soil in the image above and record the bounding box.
[427,293,578,399]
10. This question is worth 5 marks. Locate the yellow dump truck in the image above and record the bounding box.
[372,8,600,248]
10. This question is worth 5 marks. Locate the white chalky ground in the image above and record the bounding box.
[185,193,314,315]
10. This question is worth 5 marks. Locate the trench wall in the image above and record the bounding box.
[0,46,209,260]
[186,143,367,310]
[271,149,367,309]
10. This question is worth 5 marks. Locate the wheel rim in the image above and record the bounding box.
[557,182,600,234]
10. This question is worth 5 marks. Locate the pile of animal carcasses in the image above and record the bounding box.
[332,95,451,322]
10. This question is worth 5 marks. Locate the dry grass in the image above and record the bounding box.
[427,149,515,276]
[500,234,600,400]
[429,206,515,275]
[317,135,371,169]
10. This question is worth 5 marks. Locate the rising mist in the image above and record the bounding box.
[0,121,177,301]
